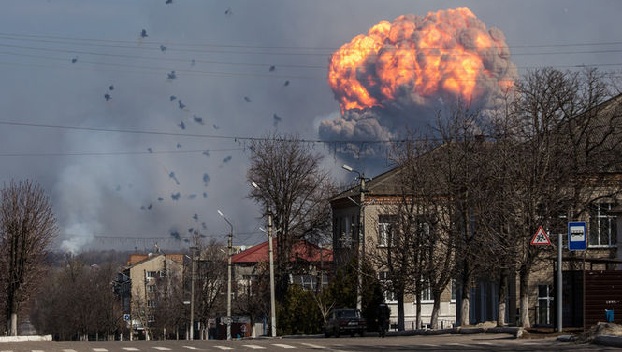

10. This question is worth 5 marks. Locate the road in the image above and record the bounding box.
[0,334,617,352]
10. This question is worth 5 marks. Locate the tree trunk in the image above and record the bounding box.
[497,269,508,326]
[430,291,442,329]
[8,312,17,336]
[397,290,405,331]
[519,265,530,328]
[459,264,471,326]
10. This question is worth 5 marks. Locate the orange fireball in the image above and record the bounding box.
[328,7,515,113]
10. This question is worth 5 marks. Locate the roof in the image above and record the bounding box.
[126,253,184,267]
[231,238,333,264]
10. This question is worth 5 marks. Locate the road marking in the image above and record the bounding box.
[300,342,326,349]
[242,345,266,349]
[271,343,297,349]
[182,347,199,350]
[0,350,12,352]
[63,350,78,352]
[122,348,140,351]
[93,349,109,352]
[153,348,172,351]
[213,346,234,350]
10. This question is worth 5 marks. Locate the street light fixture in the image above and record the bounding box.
[342,164,366,311]
[252,182,277,337]
[217,209,233,341]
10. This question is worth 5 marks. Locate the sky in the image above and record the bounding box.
[0,0,621,253]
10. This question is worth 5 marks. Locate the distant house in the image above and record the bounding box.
[115,252,185,340]
[231,239,333,295]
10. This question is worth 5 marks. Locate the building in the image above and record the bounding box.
[116,252,185,340]
[330,93,622,330]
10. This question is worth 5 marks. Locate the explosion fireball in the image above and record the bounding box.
[326,7,516,116]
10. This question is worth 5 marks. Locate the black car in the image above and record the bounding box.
[324,308,367,337]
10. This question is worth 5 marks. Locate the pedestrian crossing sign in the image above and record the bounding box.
[530,226,551,246]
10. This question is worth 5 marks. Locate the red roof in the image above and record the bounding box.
[232,238,333,264]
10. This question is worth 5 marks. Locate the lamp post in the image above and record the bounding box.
[189,246,197,340]
[342,164,366,311]
[252,182,277,337]
[217,210,233,341]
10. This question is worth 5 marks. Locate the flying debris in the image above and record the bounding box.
[178,100,186,109]
[71,56,78,63]
[202,173,210,186]
[170,230,181,241]
[169,95,177,101]
[224,7,233,16]
[188,194,197,199]
[148,148,153,153]
[193,115,204,125]
[203,192,208,198]
[104,93,111,101]
[171,192,181,201]
[167,70,177,80]
[269,65,276,72]
[212,124,220,130]
[166,0,173,4]
[157,197,164,201]
[108,85,114,91]
[178,121,185,130]
[243,96,252,102]
[191,59,196,66]
[223,155,232,163]
[283,80,290,87]
[273,113,282,126]
[148,204,153,210]
[168,171,180,185]
[202,150,210,157]
[140,29,148,38]
[192,213,198,221]
[176,143,182,149]
[160,45,167,52]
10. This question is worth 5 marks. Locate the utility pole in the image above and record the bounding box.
[268,211,277,337]
[190,246,197,340]
[218,210,234,341]
[342,164,366,311]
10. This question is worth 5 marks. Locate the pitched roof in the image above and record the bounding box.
[231,238,333,264]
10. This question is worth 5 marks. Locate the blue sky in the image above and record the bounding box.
[0,0,620,252]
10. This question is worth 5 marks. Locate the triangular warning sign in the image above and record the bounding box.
[530,226,551,246]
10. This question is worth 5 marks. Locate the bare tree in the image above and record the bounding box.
[0,180,57,336]
[247,132,335,298]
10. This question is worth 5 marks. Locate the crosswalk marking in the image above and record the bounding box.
[93,349,109,352]
[213,346,234,350]
[0,350,12,352]
[153,348,172,351]
[300,342,326,349]
[271,343,297,349]
[182,347,199,350]
[122,348,139,351]
[63,350,78,352]
[242,345,266,349]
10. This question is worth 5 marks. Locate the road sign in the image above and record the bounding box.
[123,314,130,322]
[530,226,551,246]
[568,221,587,251]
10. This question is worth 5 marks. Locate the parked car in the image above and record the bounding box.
[324,308,367,337]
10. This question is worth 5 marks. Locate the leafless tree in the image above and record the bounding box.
[0,180,57,336]
[247,132,335,298]
[502,67,622,327]
[193,239,227,340]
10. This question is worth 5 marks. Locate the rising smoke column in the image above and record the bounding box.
[320,7,517,144]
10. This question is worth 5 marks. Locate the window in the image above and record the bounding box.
[147,285,156,293]
[147,299,156,308]
[588,203,617,247]
[421,281,432,302]
[378,215,397,247]
[379,271,396,302]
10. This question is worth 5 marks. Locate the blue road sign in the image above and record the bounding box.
[568,221,587,251]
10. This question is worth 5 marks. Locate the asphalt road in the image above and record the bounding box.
[0,334,619,352]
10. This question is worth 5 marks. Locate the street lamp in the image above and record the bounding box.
[189,246,197,340]
[252,182,277,337]
[342,164,367,311]
[217,209,233,341]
